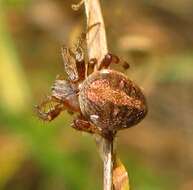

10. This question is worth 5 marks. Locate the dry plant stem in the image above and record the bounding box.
[103,138,114,190]
[95,136,114,190]
[84,1,113,190]
[84,0,108,70]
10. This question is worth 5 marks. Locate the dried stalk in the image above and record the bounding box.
[84,1,113,190]
[84,0,108,68]
[98,137,114,190]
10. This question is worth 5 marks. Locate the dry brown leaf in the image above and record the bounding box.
[113,157,130,190]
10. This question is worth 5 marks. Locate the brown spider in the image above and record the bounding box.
[35,30,147,140]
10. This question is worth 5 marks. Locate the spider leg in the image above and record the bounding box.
[61,46,79,82]
[61,22,101,81]
[87,58,98,75]
[71,115,116,140]
[35,96,64,122]
[71,115,102,135]
[61,44,85,83]
[99,53,130,71]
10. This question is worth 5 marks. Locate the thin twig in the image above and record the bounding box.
[83,1,114,190]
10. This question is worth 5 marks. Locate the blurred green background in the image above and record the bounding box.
[0,0,193,189]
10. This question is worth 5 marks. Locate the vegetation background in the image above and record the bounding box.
[0,0,193,189]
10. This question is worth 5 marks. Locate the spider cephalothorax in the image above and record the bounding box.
[36,33,147,140]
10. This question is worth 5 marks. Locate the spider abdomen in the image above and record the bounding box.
[79,69,148,132]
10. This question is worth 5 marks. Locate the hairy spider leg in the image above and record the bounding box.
[87,58,97,75]
[35,96,64,121]
[61,46,81,82]
[99,53,130,70]
[71,115,116,140]
[74,22,101,78]
[61,22,101,81]
[36,78,80,122]
[71,115,102,135]
[61,37,86,83]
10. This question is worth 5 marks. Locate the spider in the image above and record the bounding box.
[35,28,147,140]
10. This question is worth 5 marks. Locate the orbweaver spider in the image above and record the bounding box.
[35,27,147,140]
